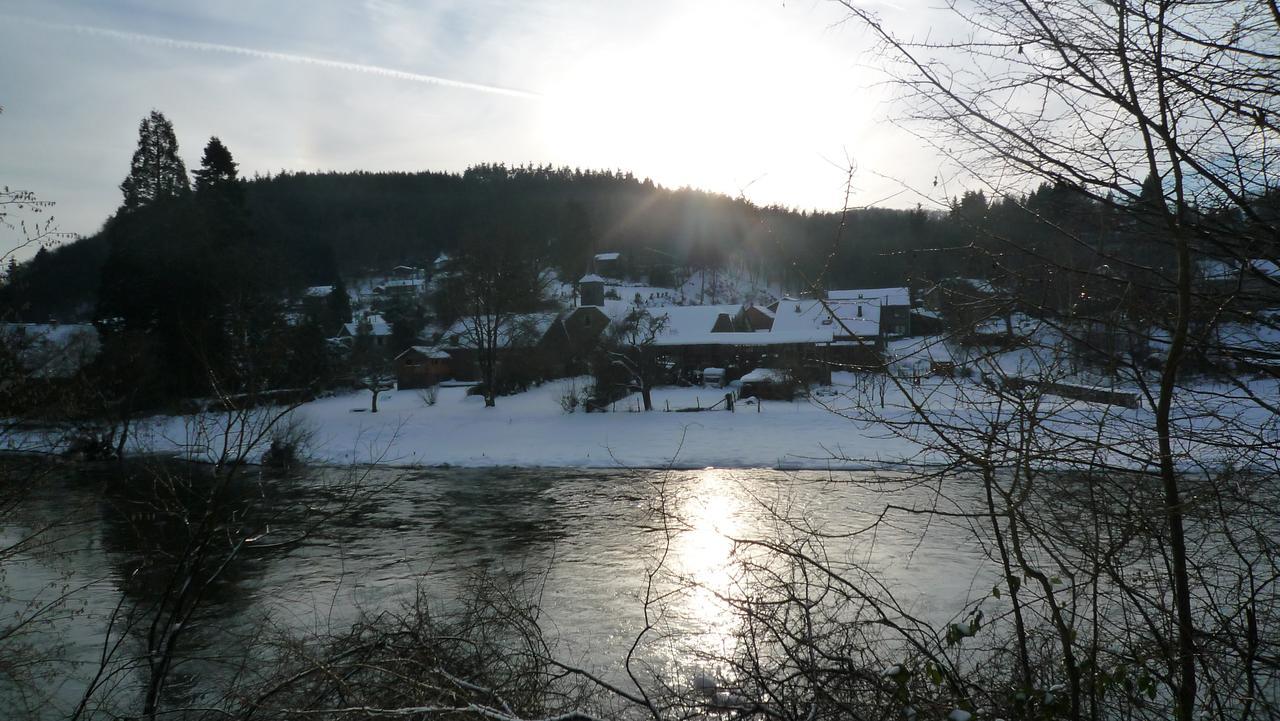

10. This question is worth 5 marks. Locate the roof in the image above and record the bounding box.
[380,279,424,289]
[579,274,606,284]
[442,313,557,349]
[649,305,739,346]
[399,345,452,360]
[827,287,911,306]
[342,314,392,337]
[653,330,835,347]
[1199,258,1280,281]
[771,298,881,339]
[594,252,621,262]
[741,368,790,383]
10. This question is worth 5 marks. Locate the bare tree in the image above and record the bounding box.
[772,2,1280,720]
[596,307,670,412]
[437,222,550,408]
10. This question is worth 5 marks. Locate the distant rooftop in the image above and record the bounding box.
[827,287,910,306]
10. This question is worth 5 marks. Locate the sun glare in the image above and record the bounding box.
[673,469,744,657]
[541,4,874,210]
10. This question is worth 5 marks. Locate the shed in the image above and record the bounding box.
[395,346,452,389]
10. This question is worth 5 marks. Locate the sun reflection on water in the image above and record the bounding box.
[667,468,747,672]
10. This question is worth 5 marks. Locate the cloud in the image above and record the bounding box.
[1,13,542,100]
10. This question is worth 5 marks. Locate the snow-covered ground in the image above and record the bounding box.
[124,376,921,469]
[8,329,1274,471]
[99,357,1277,472]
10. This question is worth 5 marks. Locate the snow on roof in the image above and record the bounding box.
[741,368,790,383]
[304,285,335,297]
[443,313,557,349]
[342,314,392,337]
[1199,258,1280,280]
[579,274,606,284]
[381,278,424,288]
[771,298,880,339]
[654,330,835,347]
[649,305,739,346]
[594,252,621,261]
[599,299,638,322]
[400,345,452,360]
[827,287,910,306]
[642,304,837,346]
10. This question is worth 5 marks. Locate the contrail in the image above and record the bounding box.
[5,14,541,100]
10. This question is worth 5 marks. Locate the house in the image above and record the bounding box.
[594,252,621,277]
[374,278,426,298]
[770,298,881,368]
[827,287,912,337]
[644,304,834,382]
[395,346,452,389]
[337,313,393,349]
[921,278,1010,337]
[439,312,559,381]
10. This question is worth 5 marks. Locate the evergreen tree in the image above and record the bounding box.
[120,110,189,212]
[326,277,352,334]
[192,136,243,204]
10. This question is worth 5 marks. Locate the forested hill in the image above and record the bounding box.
[3,164,974,321]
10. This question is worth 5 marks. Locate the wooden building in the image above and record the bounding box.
[395,346,452,389]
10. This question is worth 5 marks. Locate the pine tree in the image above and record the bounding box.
[119,110,189,212]
[192,137,243,202]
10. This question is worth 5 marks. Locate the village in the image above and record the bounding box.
[6,244,1272,469]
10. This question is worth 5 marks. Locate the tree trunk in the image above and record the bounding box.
[371,389,380,413]
[1156,223,1197,721]
[641,386,653,412]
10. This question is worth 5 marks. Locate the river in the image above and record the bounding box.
[0,461,991,719]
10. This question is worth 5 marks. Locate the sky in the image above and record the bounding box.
[0,0,943,261]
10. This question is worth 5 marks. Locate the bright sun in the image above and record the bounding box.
[540,3,880,210]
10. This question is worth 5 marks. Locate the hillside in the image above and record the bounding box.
[0,165,966,321]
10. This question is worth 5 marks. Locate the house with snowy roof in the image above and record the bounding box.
[826,287,911,337]
[593,251,621,277]
[394,345,452,389]
[438,312,561,381]
[336,313,393,349]
[633,303,834,382]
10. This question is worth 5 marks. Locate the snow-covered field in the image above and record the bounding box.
[105,356,1278,472]
[126,376,923,469]
[9,331,1274,471]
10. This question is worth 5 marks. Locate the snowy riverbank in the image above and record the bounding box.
[126,375,928,470]
[10,358,1272,472]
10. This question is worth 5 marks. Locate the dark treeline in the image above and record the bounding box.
[1,164,976,322]
[4,140,1275,328]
